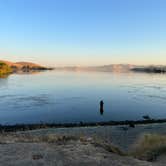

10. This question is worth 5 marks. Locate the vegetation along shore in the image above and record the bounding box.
[0,60,53,76]
[1,118,166,132]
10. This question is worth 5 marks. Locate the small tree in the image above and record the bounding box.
[0,62,12,75]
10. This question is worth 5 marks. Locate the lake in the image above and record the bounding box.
[1,70,166,125]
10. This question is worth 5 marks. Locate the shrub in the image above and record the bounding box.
[0,62,12,75]
[131,134,166,161]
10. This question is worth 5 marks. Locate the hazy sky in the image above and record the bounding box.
[0,0,166,66]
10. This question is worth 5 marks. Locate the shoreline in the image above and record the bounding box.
[1,118,166,132]
[0,120,166,165]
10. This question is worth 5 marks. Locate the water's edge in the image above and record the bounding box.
[1,118,166,132]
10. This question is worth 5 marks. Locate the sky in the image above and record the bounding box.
[0,0,166,66]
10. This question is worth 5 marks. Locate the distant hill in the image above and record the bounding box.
[0,60,44,68]
[55,64,166,74]
[15,62,44,68]
[2,60,165,74]
[55,64,136,72]
[132,66,166,73]
[0,60,53,73]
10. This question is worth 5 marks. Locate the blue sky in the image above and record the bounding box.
[0,0,166,66]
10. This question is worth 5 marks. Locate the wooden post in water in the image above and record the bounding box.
[100,100,104,115]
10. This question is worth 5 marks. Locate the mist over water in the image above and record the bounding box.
[0,70,166,125]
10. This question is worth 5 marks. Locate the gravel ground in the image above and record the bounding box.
[0,123,166,166]
[0,141,152,166]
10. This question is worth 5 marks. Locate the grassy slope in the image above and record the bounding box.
[0,60,53,73]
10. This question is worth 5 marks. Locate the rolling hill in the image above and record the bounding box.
[0,60,53,73]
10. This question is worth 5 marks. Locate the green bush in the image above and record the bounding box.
[0,62,12,75]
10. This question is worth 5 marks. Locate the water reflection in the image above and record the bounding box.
[0,74,9,79]
[15,70,44,75]
[0,75,8,87]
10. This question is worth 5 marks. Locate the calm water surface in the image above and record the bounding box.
[1,71,166,124]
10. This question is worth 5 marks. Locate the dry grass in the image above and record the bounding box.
[131,134,166,161]
[0,133,124,156]
[90,137,124,156]
[0,133,78,144]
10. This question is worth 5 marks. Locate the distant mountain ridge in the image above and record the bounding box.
[1,60,165,74]
[55,64,166,73]
[55,64,136,72]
